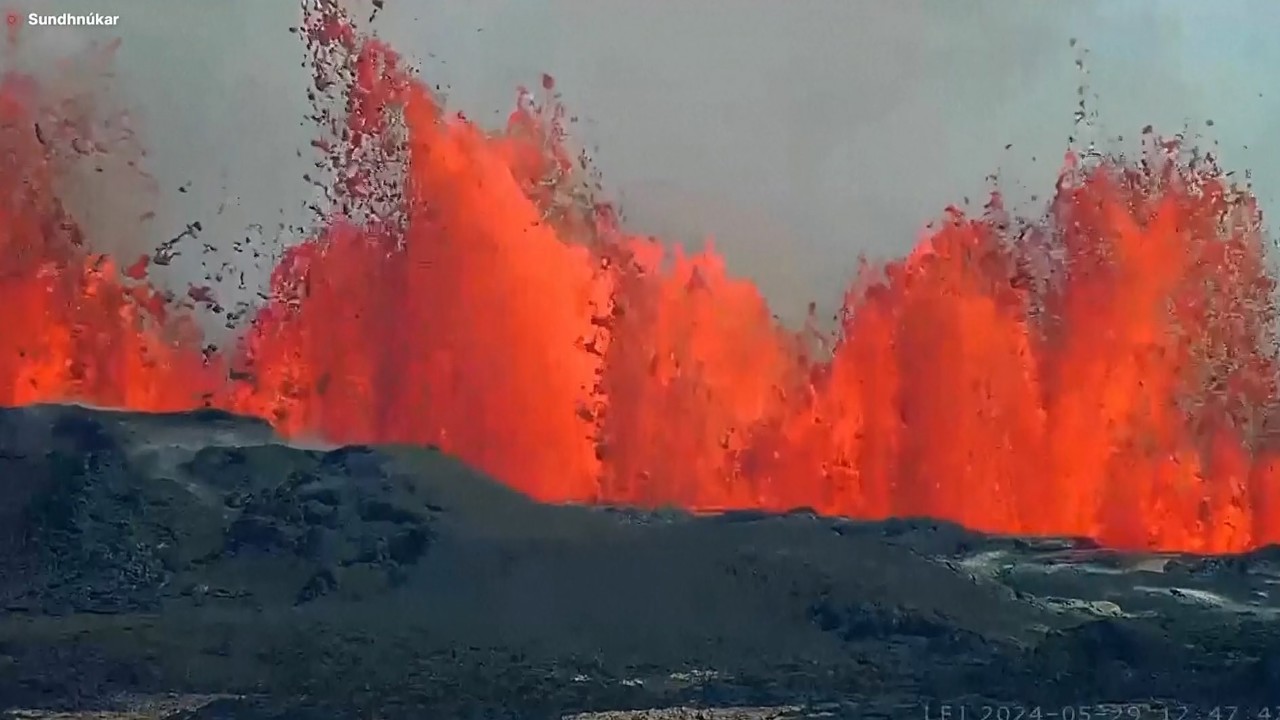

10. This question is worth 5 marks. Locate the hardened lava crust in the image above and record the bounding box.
[0,404,1278,718]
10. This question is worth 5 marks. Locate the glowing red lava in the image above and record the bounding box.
[2,1,1277,553]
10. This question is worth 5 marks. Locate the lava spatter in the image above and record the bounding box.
[2,0,1278,553]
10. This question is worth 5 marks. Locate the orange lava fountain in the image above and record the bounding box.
[3,1,1279,553]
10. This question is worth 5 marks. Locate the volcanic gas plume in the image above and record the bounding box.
[1,1,1278,553]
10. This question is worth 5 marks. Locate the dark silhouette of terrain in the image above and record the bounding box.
[0,404,1278,718]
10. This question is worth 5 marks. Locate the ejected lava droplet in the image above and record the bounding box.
[0,0,1276,558]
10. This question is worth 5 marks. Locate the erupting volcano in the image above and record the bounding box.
[2,1,1278,554]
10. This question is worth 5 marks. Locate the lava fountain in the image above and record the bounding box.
[2,0,1278,553]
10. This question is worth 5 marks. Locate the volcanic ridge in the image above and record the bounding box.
[0,403,1278,718]
[5,0,1280,716]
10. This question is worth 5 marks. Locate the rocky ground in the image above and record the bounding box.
[0,404,1278,718]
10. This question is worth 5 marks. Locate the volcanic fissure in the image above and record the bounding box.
[1,1,1277,554]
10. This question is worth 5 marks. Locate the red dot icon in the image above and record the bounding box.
[5,13,17,26]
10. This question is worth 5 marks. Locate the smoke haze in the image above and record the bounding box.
[5,0,1277,325]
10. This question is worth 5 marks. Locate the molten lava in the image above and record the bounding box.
[2,1,1279,553]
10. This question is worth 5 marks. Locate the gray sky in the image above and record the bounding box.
[7,0,1279,326]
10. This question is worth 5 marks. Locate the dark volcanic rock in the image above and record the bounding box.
[1,404,1279,717]
[0,410,176,614]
